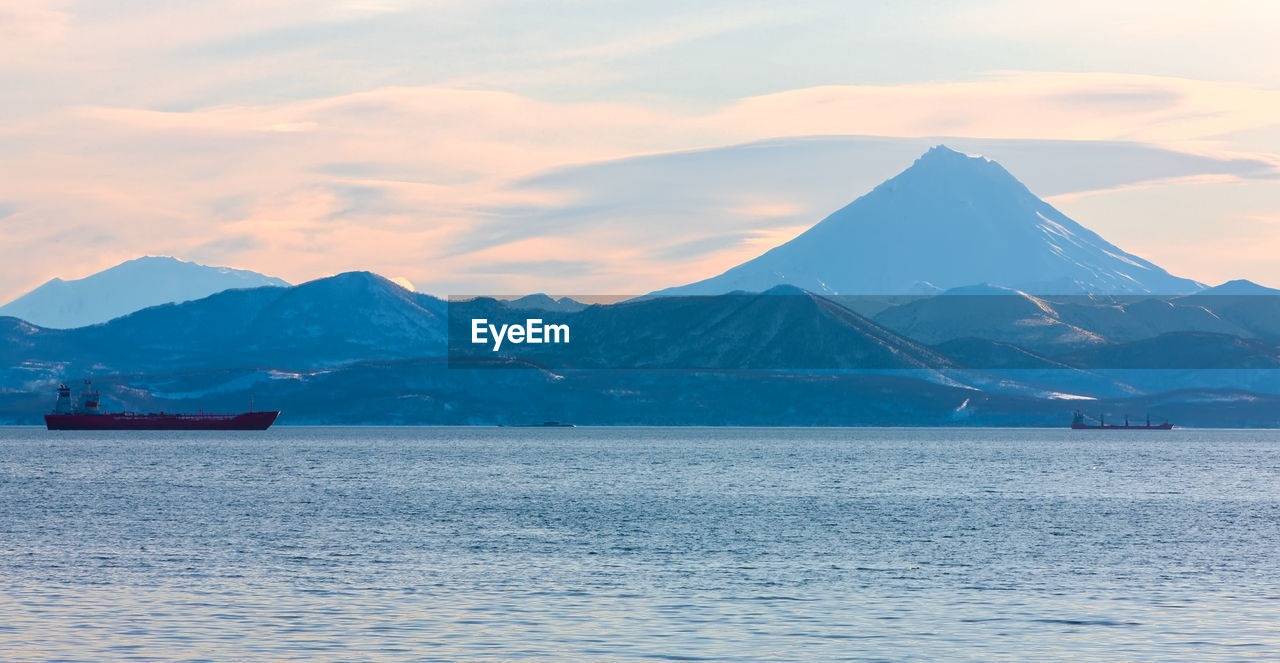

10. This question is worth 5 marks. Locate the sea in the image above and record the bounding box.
[2,426,1279,661]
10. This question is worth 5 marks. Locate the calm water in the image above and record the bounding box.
[3,426,1280,661]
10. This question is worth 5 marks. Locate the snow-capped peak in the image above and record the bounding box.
[655,146,1203,296]
[0,256,290,328]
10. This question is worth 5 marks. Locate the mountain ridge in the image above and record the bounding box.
[6,270,1280,425]
[0,256,290,329]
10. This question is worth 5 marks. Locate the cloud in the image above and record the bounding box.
[483,134,1275,257]
[951,0,1280,41]
[186,234,264,264]
[650,233,759,261]
[463,259,598,278]
[1049,87,1184,113]
[547,6,804,61]
[0,4,69,51]
[3,71,1280,300]
[708,73,1280,146]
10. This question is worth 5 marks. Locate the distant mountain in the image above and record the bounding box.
[7,272,1280,426]
[451,285,952,369]
[1179,284,1280,342]
[932,337,1069,370]
[870,288,1255,354]
[657,145,1204,296]
[0,271,445,379]
[1058,332,1280,369]
[504,294,587,313]
[870,287,1108,353]
[234,271,446,367]
[1196,279,1280,296]
[0,256,290,328]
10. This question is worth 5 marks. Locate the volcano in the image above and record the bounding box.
[657,145,1202,296]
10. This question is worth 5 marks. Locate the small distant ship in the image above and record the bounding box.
[1071,410,1172,430]
[44,381,279,431]
[506,421,576,428]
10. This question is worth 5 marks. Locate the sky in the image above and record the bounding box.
[2,0,1279,300]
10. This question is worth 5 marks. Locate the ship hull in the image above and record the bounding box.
[1070,423,1173,430]
[45,411,279,431]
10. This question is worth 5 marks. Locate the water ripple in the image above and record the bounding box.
[3,426,1280,660]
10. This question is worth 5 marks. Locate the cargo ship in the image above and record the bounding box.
[1070,410,1172,430]
[44,382,278,431]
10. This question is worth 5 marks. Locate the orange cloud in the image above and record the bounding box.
[711,73,1280,147]
[3,72,1280,300]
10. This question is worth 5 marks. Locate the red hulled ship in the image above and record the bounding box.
[44,381,279,431]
